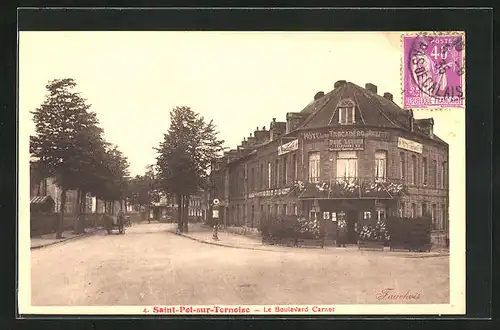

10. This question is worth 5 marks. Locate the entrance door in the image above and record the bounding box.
[346,210,358,244]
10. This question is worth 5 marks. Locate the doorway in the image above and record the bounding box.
[346,210,358,244]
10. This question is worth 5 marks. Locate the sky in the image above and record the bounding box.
[19,31,463,177]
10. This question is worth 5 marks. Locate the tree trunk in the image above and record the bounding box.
[56,189,67,239]
[183,194,190,233]
[176,194,183,232]
[74,190,81,232]
[79,191,86,233]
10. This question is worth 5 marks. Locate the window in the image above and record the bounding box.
[267,204,271,217]
[400,202,405,217]
[400,152,406,180]
[432,204,437,229]
[274,204,279,216]
[441,204,446,231]
[411,203,417,218]
[268,162,272,189]
[338,99,356,124]
[422,203,427,217]
[410,155,417,185]
[291,153,297,180]
[250,167,255,192]
[293,204,297,215]
[251,205,255,227]
[282,155,288,185]
[441,161,447,188]
[336,151,358,179]
[308,152,321,183]
[260,163,264,189]
[275,159,279,187]
[375,150,387,181]
[422,157,428,186]
[283,204,287,215]
[432,160,437,187]
[242,204,246,224]
[339,107,355,124]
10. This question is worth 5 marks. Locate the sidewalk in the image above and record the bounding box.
[31,227,103,250]
[170,223,449,257]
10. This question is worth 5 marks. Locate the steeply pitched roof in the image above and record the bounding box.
[298,81,446,144]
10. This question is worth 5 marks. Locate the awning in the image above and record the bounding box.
[30,196,54,205]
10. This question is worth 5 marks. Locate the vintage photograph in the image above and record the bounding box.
[18,31,465,315]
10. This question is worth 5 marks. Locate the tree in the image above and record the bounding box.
[93,144,130,214]
[30,78,105,238]
[155,106,224,233]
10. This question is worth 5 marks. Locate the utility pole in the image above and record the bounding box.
[212,199,220,240]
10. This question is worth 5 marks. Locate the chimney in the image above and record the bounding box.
[247,132,256,146]
[365,83,378,94]
[415,118,434,138]
[270,121,286,141]
[254,126,270,144]
[383,92,393,101]
[334,80,347,89]
[314,91,325,100]
[286,112,306,134]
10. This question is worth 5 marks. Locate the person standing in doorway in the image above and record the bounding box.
[337,217,347,247]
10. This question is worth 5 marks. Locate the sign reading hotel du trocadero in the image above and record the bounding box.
[302,128,391,142]
[278,139,299,156]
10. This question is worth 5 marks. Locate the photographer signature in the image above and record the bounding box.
[376,288,420,300]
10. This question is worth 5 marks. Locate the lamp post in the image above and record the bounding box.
[212,198,220,240]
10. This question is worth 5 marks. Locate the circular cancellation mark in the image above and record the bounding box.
[404,33,465,108]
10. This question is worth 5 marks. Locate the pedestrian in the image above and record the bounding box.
[337,218,347,248]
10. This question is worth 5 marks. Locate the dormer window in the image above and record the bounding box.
[338,99,356,124]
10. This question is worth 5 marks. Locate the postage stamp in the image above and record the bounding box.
[401,32,466,109]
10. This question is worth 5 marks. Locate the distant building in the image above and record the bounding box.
[211,81,449,243]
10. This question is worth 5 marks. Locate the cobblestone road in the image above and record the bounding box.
[31,223,449,306]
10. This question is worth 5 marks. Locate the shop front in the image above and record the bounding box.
[301,197,398,244]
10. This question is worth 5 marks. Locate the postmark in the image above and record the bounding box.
[401,32,465,109]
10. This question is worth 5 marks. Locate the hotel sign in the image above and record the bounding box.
[248,187,291,199]
[397,137,423,154]
[278,139,299,156]
[329,138,364,151]
[303,129,390,141]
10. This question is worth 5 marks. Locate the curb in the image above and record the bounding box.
[169,230,450,258]
[30,228,104,250]
[167,230,294,253]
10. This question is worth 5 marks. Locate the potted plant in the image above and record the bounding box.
[297,217,324,247]
[357,224,385,250]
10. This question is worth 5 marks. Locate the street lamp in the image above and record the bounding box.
[212,198,220,240]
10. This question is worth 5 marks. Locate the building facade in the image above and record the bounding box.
[211,81,449,242]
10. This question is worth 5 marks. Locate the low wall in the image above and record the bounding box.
[30,212,76,237]
[31,212,138,237]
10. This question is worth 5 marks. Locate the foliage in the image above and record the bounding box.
[155,106,224,232]
[155,106,225,195]
[386,216,432,251]
[358,217,390,242]
[296,216,322,239]
[30,78,130,236]
[260,215,322,240]
[30,78,105,192]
